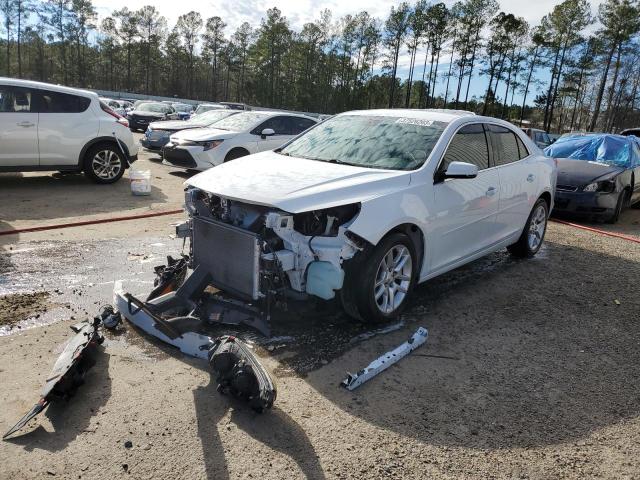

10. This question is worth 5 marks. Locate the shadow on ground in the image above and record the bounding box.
[268,239,640,450]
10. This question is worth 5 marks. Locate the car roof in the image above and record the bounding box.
[0,77,97,99]
[341,108,475,123]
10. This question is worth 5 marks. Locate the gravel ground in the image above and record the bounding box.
[1,140,639,479]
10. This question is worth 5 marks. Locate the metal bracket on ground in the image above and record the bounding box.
[341,327,429,391]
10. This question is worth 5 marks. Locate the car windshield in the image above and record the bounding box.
[195,104,223,115]
[280,114,447,170]
[193,110,235,125]
[138,103,169,113]
[173,104,192,112]
[211,112,269,132]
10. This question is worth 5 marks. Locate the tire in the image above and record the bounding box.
[224,148,249,162]
[507,198,549,258]
[83,143,126,184]
[343,232,417,324]
[606,190,626,224]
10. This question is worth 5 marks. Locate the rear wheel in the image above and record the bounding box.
[343,232,417,323]
[84,144,126,184]
[508,198,549,258]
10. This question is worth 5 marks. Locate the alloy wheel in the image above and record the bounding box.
[374,245,413,314]
[527,204,547,250]
[92,150,122,180]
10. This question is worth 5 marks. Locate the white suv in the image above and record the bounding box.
[184,109,557,322]
[163,111,317,170]
[0,78,138,183]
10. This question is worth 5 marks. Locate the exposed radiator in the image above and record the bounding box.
[192,218,261,300]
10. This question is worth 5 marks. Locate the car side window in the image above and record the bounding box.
[440,123,490,173]
[288,117,316,135]
[254,116,289,135]
[489,124,520,166]
[515,135,529,159]
[35,90,91,113]
[0,86,33,112]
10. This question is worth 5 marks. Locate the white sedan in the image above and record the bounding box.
[163,111,317,170]
[183,109,556,322]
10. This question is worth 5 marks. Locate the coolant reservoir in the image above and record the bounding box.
[305,261,344,300]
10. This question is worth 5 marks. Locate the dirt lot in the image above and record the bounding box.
[0,138,639,479]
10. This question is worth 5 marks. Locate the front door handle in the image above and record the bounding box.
[17,121,35,127]
[527,174,535,182]
[486,186,496,197]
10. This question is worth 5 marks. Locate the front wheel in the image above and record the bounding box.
[507,198,549,258]
[605,190,626,224]
[84,144,126,184]
[343,232,417,324]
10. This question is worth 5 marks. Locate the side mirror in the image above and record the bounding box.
[261,128,275,139]
[441,161,478,180]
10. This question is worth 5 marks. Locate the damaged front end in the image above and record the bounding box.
[152,187,364,335]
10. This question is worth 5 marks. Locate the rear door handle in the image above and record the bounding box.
[486,187,496,197]
[17,121,35,127]
[527,174,535,182]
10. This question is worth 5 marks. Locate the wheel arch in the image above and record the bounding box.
[224,147,250,162]
[539,190,552,212]
[380,223,425,280]
[79,137,131,168]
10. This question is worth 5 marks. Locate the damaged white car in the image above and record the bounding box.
[175,109,556,326]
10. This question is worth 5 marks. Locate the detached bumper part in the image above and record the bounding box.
[3,317,104,439]
[341,327,428,391]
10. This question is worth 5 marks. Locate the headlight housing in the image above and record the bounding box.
[292,203,361,237]
[583,180,615,193]
[201,139,224,151]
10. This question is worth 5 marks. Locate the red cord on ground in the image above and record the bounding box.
[0,209,184,237]
[550,218,640,244]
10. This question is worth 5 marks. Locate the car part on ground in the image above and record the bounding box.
[545,134,640,223]
[113,275,277,412]
[3,316,105,439]
[209,336,277,412]
[341,327,428,390]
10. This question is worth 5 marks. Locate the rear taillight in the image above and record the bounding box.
[101,102,129,127]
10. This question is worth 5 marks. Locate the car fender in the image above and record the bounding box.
[346,184,432,276]
[78,136,132,167]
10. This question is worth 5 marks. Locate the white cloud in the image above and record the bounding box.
[94,0,602,33]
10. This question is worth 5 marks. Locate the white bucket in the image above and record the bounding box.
[129,169,152,196]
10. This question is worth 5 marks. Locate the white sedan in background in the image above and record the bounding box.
[163,111,317,170]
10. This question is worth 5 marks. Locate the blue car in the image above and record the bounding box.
[171,103,195,121]
[545,134,640,223]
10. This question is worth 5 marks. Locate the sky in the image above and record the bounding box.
[92,0,604,104]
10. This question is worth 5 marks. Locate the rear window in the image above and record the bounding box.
[37,90,91,113]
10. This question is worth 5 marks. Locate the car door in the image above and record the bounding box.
[0,85,39,166]
[488,124,539,240]
[430,123,501,272]
[35,89,97,166]
[252,116,293,152]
